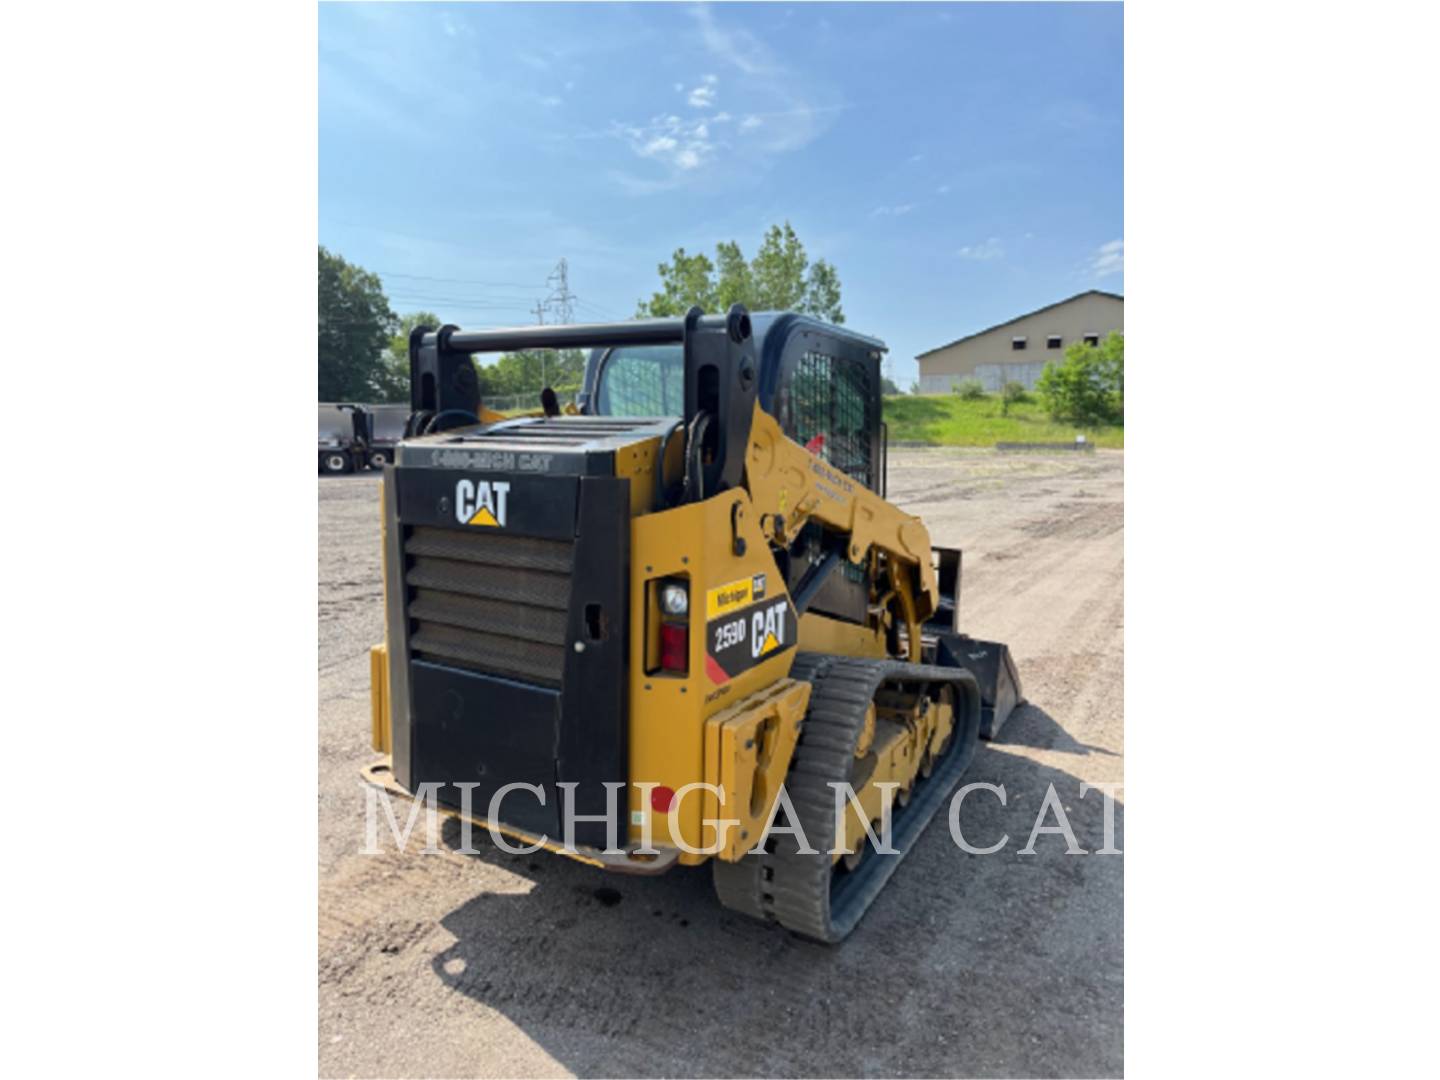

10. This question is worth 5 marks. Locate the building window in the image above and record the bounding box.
[1011,336,1027,351]
[1047,334,1063,349]
[1083,333,1100,347]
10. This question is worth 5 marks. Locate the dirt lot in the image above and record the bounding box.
[319,448,1124,1078]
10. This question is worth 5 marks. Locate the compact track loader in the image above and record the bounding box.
[365,306,1022,942]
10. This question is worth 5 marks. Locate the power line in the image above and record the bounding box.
[573,298,624,322]
[387,292,535,309]
[376,269,546,291]
[384,259,590,335]
[383,258,624,326]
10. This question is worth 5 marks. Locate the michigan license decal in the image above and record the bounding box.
[705,574,798,683]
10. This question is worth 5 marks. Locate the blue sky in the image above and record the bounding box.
[319,2,1122,386]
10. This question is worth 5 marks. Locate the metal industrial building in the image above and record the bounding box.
[915,290,1124,393]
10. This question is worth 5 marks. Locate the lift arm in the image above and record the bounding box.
[743,402,940,651]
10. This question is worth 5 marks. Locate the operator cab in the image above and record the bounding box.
[579,313,889,626]
[579,313,888,498]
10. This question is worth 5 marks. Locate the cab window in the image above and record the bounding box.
[594,345,684,416]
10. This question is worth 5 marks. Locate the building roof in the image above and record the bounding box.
[915,290,1124,360]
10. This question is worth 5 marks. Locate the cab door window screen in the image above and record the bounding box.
[787,349,875,490]
[594,345,684,417]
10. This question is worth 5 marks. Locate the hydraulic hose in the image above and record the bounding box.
[654,419,685,511]
[682,411,712,504]
[422,409,482,434]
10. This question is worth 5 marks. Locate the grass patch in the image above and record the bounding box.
[884,393,1124,448]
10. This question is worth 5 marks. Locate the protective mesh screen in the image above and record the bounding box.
[789,350,874,490]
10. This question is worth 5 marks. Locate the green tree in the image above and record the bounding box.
[802,258,844,324]
[1036,332,1124,424]
[480,349,586,400]
[376,311,440,403]
[750,223,809,311]
[635,248,716,317]
[881,375,902,396]
[714,240,753,310]
[635,221,845,323]
[318,246,396,401]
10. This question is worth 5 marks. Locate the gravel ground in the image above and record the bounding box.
[318,448,1124,1078]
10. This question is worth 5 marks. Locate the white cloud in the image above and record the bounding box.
[957,238,1004,260]
[872,204,915,217]
[691,4,837,154]
[694,3,767,77]
[680,73,720,108]
[601,8,841,192]
[936,184,951,195]
[1091,238,1124,277]
[607,169,686,196]
[640,135,678,157]
[620,113,716,172]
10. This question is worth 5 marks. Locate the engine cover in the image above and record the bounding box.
[382,415,675,848]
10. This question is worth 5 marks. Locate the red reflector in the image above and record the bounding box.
[659,621,688,672]
[651,785,676,812]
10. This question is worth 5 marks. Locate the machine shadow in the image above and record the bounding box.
[998,701,1120,757]
[420,716,1124,1078]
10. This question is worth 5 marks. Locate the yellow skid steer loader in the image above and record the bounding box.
[366,306,1021,942]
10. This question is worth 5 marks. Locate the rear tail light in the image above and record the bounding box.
[659,621,689,673]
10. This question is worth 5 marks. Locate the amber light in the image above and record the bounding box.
[659,621,688,673]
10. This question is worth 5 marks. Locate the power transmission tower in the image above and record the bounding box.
[526,259,578,400]
[546,258,576,325]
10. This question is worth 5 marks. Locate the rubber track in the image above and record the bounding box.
[712,651,982,943]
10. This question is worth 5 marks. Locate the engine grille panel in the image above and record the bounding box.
[403,526,574,688]
[405,527,573,572]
